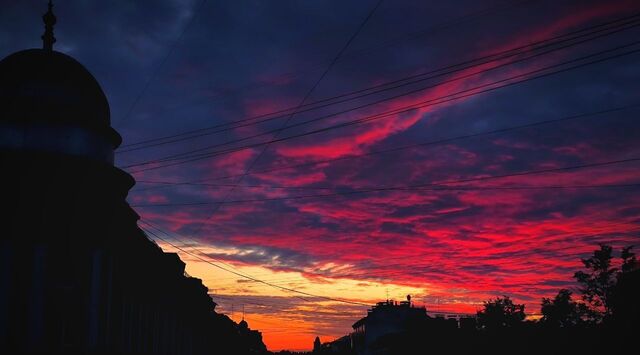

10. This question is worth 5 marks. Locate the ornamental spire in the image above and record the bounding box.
[42,0,57,51]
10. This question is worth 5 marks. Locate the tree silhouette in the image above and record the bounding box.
[620,246,637,274]
[540,289,584,327]
[573,244,639,322]
[574,244,617,321]
[610,247,639,328]
[476,296,525,330]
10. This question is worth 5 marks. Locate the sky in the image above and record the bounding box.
[2,0,640,351]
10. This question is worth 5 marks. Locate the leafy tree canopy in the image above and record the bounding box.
[476,296,525,330]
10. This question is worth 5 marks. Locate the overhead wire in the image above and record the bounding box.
[115,0,209,126]
[124,42,640,172]
[183,0,386,238]
[130,157,640,207]
[117,6,640,154]
[140,221,371,306]
[118,0,539,148]
[134,181,640,193]
[124,3,640,326]
[125,33,633,167]
[140,221,638,312]
[131,103,640,193]
[126,24,635,161]
[136,3,391,300]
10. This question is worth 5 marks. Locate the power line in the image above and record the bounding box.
[316,229,640,281]
[185,0,385,238]
[132,22,638,160]
[139,185,416,291]
[134,37,640,167]
[144,219,392,309]
[130,157,640,207]
[118,0,537,147]
[120,13,640,153]
[142,221,311,303]
[142,219,282,279]
[140,180,638,293]
[140,221,371,306]
[142,224,448,313]
[317,0,534,67]
[124,43,640,172]
[330,222,640,266]
[124,42,638,172]
[134,180,640,193]
[139,161,628,294]
[118,14,640,153]
[116,6,640,318]
[205,223,640,289]
[145,221,496,316]
[206,221,639,286]
[131,103,639,193]
[145,221,339,294]
[211,294,366,317]
[115,0,209,126]
[142,221,638,307]
[133,1,535,133]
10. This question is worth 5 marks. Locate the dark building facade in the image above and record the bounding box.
[0,2,265,354]
[351,298,429,355]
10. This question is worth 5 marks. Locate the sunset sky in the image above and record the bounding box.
[2,0,640,351]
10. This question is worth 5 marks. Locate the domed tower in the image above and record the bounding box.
[0,1,137,352]
[0,3,258,355]
[0,1,137,252]
[0,1,121,164]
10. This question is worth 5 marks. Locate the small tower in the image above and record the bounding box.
[313,336,322,353]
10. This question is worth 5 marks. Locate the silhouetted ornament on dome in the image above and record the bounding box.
[42,0,56,51]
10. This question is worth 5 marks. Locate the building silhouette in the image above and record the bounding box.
[0,2,266,354]
[350,297,429,355]
[313,336,322,353]
[238,319,268,354]
[313,297,478,354]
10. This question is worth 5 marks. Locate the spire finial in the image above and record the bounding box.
[42,0,57,51]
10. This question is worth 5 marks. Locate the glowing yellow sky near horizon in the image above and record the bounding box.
[157,240,436,351]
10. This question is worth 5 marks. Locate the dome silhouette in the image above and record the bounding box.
[0,48,121,147]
